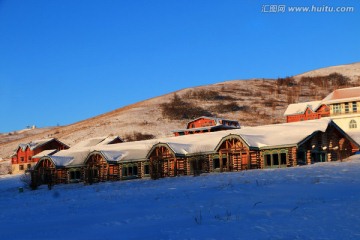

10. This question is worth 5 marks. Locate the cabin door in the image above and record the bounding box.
[241,153,249,170]
[87,166,99,184]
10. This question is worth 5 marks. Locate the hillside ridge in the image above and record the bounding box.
[1,62,360,159]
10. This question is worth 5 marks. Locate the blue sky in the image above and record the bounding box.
[1,0,359,133]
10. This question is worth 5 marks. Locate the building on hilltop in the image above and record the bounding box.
[11,138,69,174]
[322,87,360,132]
[284,101,330,123]
[172,116,241,136]
[284,87,360,132]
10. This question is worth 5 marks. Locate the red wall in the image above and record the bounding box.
[187,118,216,128]
[12,140,68,165]
[286,105,330,123]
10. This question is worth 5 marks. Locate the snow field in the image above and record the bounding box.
[1,158,360,239]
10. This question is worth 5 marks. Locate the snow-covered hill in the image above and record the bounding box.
[1,157,360,239]
[1,62,359,160]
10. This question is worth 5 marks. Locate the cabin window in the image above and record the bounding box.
[349,119,357,129]
[264,152,287,168]
[265,155,271,167]
[222,158,227,168]
[272,154,279,165]
[333,104,341,114]
[27,164,31,169]
[297,151,306,165]
[280,153,287,165]
[20,157,24,162]
[28,156,31,161]
[144,164,150,175]
[122,167,128,177]
[19,165,24,170]
[213,158,220,169]
[353,102,357,112]
[122,164,138,178]
[70,170,81,181]
[311,152,326,163]
[307,110,311,114]
[345,103,349,113]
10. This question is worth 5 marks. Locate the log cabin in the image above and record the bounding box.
[30,119,359,187]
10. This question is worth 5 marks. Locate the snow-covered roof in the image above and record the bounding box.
[154,119,334,156]
[42,119,345,168]
[47,149,92,167]
[98,136,123,145]
[172,125,238,133]
[32,149,58,159]
[16,138,66,151]
[284,101,322,116]
[231,119,331,149]
[70,136,122,148]
[322,87,360,104]
[187,116,240,127]
[345,131,360,146]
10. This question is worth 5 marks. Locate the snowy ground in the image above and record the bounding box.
[1,158,360,240]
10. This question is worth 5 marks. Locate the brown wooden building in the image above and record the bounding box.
[30,119,359,187]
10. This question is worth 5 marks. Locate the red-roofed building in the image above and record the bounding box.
[172,116,241,136]
[284,87,360,133]
[284,101,330,123]
[11,138,69,174]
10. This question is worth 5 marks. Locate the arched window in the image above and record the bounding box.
[349,119,357,129]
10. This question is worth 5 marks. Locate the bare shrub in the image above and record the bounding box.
[161,93,212,120]
[300,72,351,88]
[0,162,11,175]
[124,132,156,142]
[20,172,37,190]
[211,102,250,113]
[277,76,296,87]
[184,89,235,101]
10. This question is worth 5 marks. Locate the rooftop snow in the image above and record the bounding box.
[70,136,122,149]
[322,87,360,104]
[17,138,56,151]
[32,149,58,159]
[283,101,322,116]
[47,119,334,167]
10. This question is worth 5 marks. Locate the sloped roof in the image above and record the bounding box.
[283,101,322,116]
[187,116,240,127]
[322,87,360,104]
[16,138,68,151]
[153,119,333,156]
[70,136,123,148]
[32,149,58,159]
[172,125,239,133]
[43,119,341,168]
[345,131,360,146]
[47,149,92,167]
